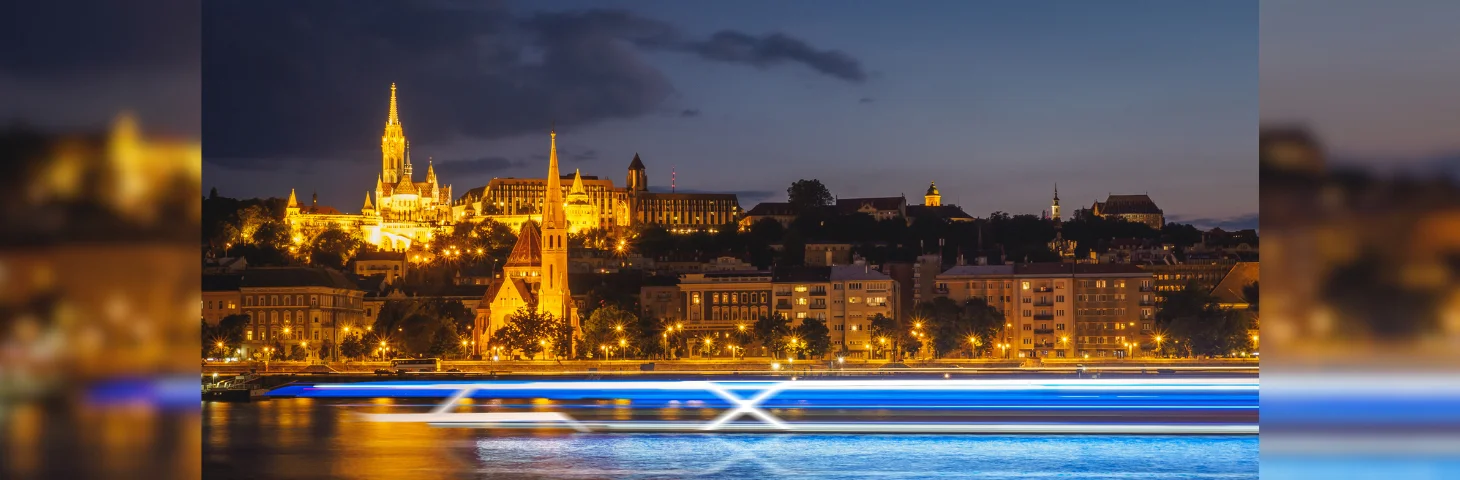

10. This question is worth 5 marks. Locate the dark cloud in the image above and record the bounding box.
[1168,213,1259,231]
[434,156,530,177]
[1,0,199,77]
[680,109,701,117]
[859,97,874,104]
[526,148,597,163]
[685,31,867,82]
[202,2,866,168]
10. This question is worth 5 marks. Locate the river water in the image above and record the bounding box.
[203,397,1256,479]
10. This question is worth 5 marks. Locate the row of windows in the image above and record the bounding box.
[1021,323,1067,330]
[1022,295,1067,303]
[1021,310,1065,317]
[204,301,238,310]
[243,294,359,308]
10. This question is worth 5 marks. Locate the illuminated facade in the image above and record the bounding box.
[936,264,1154,359]
[473,131,578,356]
[284,84,454,251]
[455,153,741,232]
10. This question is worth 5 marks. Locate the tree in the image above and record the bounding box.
[496,306,558,359]
[308,226,364,269]
[787,179,833,213]
[793,318,832,359]
[960,298,1005,357]
[868,314,897,359]
[288,344,308,361]
[583,305,638,359]
[753,314,793,359]
[1156,281,1254,357]
[339,332,369,360]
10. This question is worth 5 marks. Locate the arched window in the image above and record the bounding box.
[297,310,305,323]
[284,296,291,307]
[284,311,291,322]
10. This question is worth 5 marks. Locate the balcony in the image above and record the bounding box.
[1034,286,1053,293]
[1139,300,1155,306]
[1033,328,1054,335]
[775,301,791,309]
[1033,314,1054,320]
[811,303,827,310]
[933,287,949,295]
[810,290,827,297]
[1139,285,1154,292]
[775,291,792,297]
[1033,301,1054,307]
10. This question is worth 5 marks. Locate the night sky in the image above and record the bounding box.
[191,1,1254,229]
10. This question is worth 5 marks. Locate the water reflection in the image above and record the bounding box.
[203,398,1256,479]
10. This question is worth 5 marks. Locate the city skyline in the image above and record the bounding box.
[201,0,1257,230]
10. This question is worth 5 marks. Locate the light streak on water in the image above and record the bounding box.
[268,377,1258,435]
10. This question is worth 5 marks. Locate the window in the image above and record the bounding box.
[1057,310,1065,317]
[1096,280,1107,288]
[1056,295,1065,302]
[1023,297,1031,303]
[1021,281,1030,290]
[1023,338,1032,345]
[1056,323,1066,330]
[796,312,806,319]
[1023,310,1032,317]
[1142,322,1152,331]
[692,292,701,305]
[1022,324,1032,330]
[798,298,807,305]
[366,308,373,317]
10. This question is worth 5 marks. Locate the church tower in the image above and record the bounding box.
[381,83,406,184]
[627,153,648,192]
[538,128,573,327]
[1051,183,1061,222]
[924,182,942,206]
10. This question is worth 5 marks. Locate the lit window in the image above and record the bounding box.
[1021,281,1030,290]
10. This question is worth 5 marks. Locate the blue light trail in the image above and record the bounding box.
[268,378,1258,435]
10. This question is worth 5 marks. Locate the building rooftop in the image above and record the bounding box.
[1013,263,1149,276]
[505,220,542,267]
[1097,194,1163,215]
[773,266,832,283]
[239,267,362,290]
[744,202,797,217]
[939,265,1015,277]
[835,197,905,215]
[906,204,974,221]
[830,264,893,281]
[1211,261,1259,304]
[202,274,242,292]
[355,250,407,261]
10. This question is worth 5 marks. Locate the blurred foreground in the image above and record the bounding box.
[0,115,201,479]
[1261,127,1460,478]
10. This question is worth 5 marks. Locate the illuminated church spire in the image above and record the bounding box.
[381,83,406,184]
[388,83,399,125]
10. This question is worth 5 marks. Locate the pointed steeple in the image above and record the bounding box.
[363,192,374,211]
[544,127,564,228]
[570,168,586,195]
[287,189,298,208]
[426,158,437,184]
[388,83,400,125]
